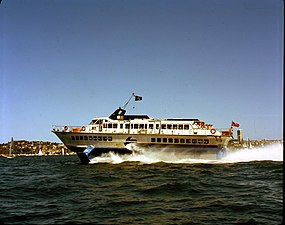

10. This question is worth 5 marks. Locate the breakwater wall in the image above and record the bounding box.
[0,140,75,156]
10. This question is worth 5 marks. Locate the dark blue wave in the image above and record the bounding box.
[0,156,282,225]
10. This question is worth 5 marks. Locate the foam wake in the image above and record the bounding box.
[89,143,283,164]
[221,142,283,163]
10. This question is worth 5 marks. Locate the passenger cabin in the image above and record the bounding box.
[87,114,216,136]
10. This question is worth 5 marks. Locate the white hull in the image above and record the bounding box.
[53,130,232,163]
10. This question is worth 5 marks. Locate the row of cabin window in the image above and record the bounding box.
[151,138,209,144]
[101,123,191,130]
[71,135,112,141]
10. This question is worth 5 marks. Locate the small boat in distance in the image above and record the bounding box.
[4,137,15,158]
[52,93,236,163]
[38,147,43,156]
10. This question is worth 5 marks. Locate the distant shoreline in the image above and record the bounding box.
[0,140,75,156]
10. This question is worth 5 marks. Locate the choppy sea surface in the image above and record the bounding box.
[0,143,283,225]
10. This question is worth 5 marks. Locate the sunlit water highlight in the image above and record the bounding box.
[90,143,283,164]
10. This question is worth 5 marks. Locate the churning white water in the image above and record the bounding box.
[89,143,283,164]
[221,143,283,163]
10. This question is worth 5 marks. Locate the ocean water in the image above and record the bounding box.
[0,143,283,225]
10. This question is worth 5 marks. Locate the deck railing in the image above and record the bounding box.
[52,125,83,132]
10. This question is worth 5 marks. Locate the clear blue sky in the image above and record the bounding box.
[1,0,283,143]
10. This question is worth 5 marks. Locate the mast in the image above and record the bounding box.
[122,93,135,110]
[122,93,143,110]
[109,93,143,119]
[9,137,13,157]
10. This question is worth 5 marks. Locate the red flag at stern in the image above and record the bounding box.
[231,121,240,127]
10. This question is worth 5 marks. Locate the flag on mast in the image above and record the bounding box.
[134,94,142,101]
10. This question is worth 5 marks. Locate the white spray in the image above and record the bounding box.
[89,143,283,164]
[222,142,283,163]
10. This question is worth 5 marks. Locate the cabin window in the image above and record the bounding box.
[108,124,112,128]
[96,120,103,124]
[108,137,112,141]
[184,125,189,130]
[157,138,161,143]
[134,124,138,129]
[173,124,177,129]
[80,136,83,140]
[125,124,130,129]
[103,124,107,128]
[113,124,118,129]
[120,124,123,129]
[198,139,203,144]
[103,136,107,141]
[178,125,183,130]
[98,136,102,141]
[169,138,173,143]
[139,124,144,129]
[76,136,79,140]
[167,124,172,129]
[174,138,179,143]
[186,139,191,143]
[89,136,92,140]
[163,138,167,143]
[71,136,75,140]
[149,124,154,129]
[156,124,160,129]
[93,136,97,141]
[151,138,156,142]
[162,124,166,129]
[204,139,209,144]
[192,139,197,144]
[180,139,185,143]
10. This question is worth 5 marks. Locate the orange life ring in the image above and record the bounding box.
[81,126,86,131]
[210,128,216,134]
